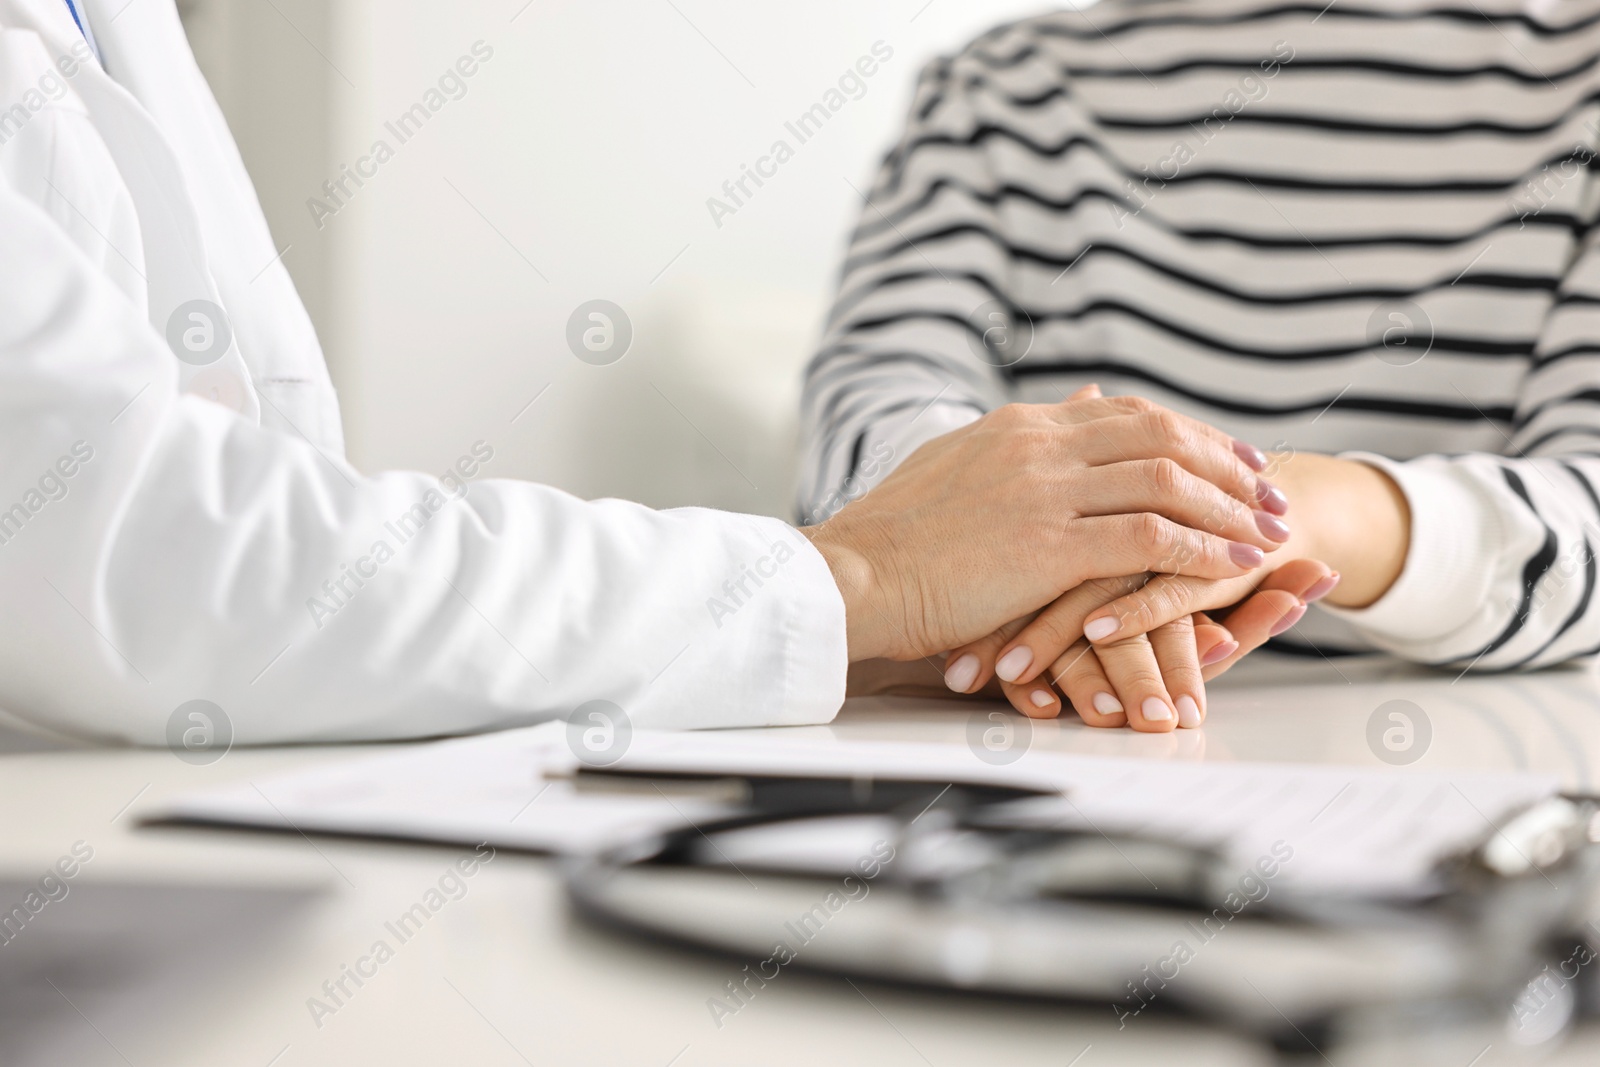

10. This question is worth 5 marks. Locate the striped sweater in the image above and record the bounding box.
[797,0,1600,670]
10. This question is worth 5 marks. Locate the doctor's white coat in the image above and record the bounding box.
[0,0,847,743]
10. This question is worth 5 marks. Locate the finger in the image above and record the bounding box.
[1083,572,1259,646]
[1000,676,1064,719]
[1092,632,1178,733]
[1071,514,1266,584]
[1200,592,1304,680]
[1149,615,1208,729]
[1070,410,1288,515]
[1052,393,1158,424]
[1083,561,1333,661]
[1048,640,1128,728]
[1065,383,1103,401]
[1257,558,1341,606]
[942,614,1034,694]
[1201,562,1337,680]
[1078,459,1290,551]
[1193,613,1239,669]
[991,575,1149,686]
[1050,396,1279,489]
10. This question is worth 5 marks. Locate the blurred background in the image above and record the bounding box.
[175,0,1068,519]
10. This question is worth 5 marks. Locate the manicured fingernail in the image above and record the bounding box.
[995,646,1033,683]
[1176,695,1202,728]
[1232,439,1268,471]
[1029,689,1054,709]
[1269,602,1308,637]
[1141,697,1173,722]
[1254,511,1291,543]
[1092,691,1124,715]
[1201,639,1238,666]
[1229,542,1265,568]
[1304,573,1341,603]
[944,653,979,693]
[1084,616,1119,642]
[1256,480,1288,515]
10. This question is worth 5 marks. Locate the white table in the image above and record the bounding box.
[3,655,1599,1067]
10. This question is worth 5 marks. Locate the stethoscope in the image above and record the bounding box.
[564,768,1600,1063]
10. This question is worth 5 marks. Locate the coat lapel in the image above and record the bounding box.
[3,0,261,421]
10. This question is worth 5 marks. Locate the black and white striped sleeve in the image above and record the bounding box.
[1325,224,1600,671]
[795,1,1600,672]
[796,53,1012,524]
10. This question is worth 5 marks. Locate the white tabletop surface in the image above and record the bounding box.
[4,653,1600,1067]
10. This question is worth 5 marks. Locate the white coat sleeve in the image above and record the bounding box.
[0,176,847,745]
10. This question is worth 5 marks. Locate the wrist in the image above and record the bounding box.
[1267,451,1410,608]
[801,523,894,661]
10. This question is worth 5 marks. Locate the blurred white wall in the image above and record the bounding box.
[184,0,1065,518]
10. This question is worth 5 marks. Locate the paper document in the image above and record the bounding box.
[149,725,730,856]
[147,723,1560,896]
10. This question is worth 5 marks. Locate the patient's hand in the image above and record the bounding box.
[942,559,1336,731]
[1072,450,1407,646]
[965,446,1403,720]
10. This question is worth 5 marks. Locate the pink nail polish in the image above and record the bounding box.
[944,653,980,693]
[1084,616,1119,642]
[1201,640,1238,666]
[995,646,1033,683]
[1256,480,1289,516]
[1092,691,1124,715]
[1269,602,1307,637]
[1229,542,1265,568]
[1140,697,1174,723]
[1303,573,1341,603]
[1232,439,1268,472]
[1254,511,1291,543]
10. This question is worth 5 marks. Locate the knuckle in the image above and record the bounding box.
[1132,410,1164,444]
[1146,457,1186,497]
[1109,660,1163,692]
[1202,495,1244,537]
[1160,533,1202,574]
[1131,511,1171,551]
[983,404,1022,434]
[1085,575,1137,601]
[1159,613,1197,638]
[1147,535,1189,572]
[992,402,1036,430]
[1133,588,1170,625]
[1152,409,1186,445]
[1082,577,1119,598]
[1035,612,1082,650]
[1156,584,1196,618]
[1050,648,1096,689]
[1234,467,1259,503]
[1124,596,1161,633]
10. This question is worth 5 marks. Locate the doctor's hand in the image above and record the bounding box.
[800,393,1287,664]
